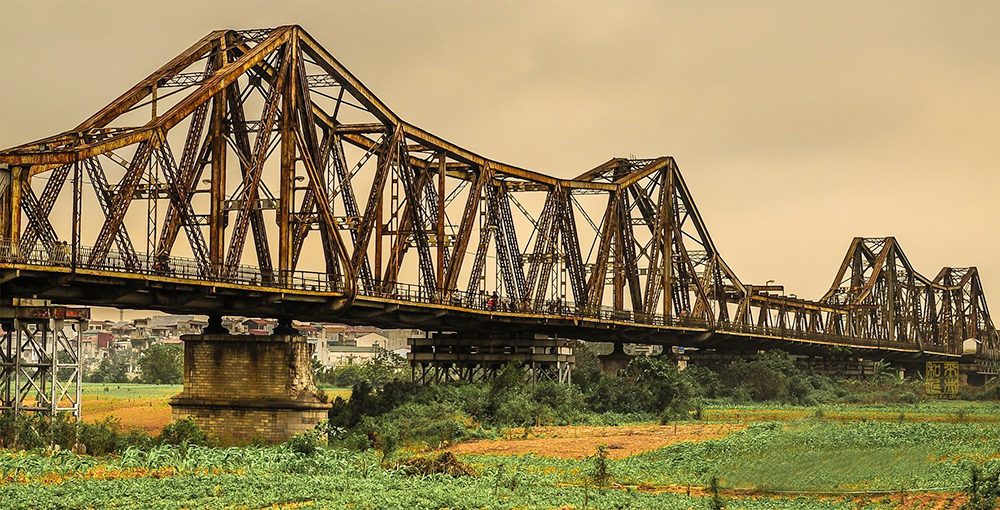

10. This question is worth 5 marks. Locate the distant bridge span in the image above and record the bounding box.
[1,26,996,375]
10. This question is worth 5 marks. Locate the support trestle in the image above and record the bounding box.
[0,299,88,419]
[409,332,575,385]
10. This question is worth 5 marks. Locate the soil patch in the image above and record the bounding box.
[446,423,743,459]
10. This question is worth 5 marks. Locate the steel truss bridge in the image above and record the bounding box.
[0,26,996,375]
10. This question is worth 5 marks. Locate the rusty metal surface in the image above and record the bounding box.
[0,25,996,374]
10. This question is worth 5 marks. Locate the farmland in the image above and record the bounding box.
[75,382,1000,433]
[2,383,999,509]
[2,418,997,509]
[80,384,179,433]
[77,383,352,433]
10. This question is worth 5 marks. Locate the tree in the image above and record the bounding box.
[318,346,405,389]
[362,346,405,387]
[570,341,604,390]
[138,343,183,384]
[86,357,130,383]
[725,350,800,402]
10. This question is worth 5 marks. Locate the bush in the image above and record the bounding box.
[684,365,724,399]
[724,351,799,401]
[624,356,697,416]
[157,417,214,447]
[76,417,123,455]
[368,401,472,449]
[0,413,49,450]
[585,373,647,414]
[570,341,605,391]
[0,413,152,455]
[287,431,320,456]
[964,466,1000,510]
[590,443,611,486]
[532,381,586,424]
[585,356,697,416]
[326,355,704,449]
[962,378,1000,401]
[315,347,405,389]
[397,451,478,477]
[495,391,551,427]
[320,348,998,451]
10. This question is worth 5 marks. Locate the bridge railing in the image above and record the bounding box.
[0,239,958,354]
[0,239,344,293]
[0,240,70,268]
[724,322,881,349]
[0,239,714,330]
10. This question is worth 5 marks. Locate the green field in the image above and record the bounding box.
[3,389,999,509]
[464,420,1000,491]
[4,420,992,509]
[0,447,864,510]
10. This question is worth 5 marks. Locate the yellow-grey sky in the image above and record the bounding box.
[1,0,998,313]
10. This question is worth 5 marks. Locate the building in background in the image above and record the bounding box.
[76,312,421,373]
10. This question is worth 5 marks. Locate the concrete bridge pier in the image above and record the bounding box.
[168,317,330,445]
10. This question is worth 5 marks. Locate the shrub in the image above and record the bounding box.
[316,347,405,389]
[623,356,697,416]
[287,431,320,456]
[398,451,478,477]
[710,476,725,510]
[961,378,1000,401]
[335,430,372,451]
[590,443,611,486]
[77,417,125,455]
[0,412,159,455]
[585,373,647,414]
[725,351,799,401]
[0,413,46,450]
[157,417,214,447]
[683,365,724,399]
[964,466,1000,510]
[570,341,605,391]
[371,401,473,448]
[532,381,585,424]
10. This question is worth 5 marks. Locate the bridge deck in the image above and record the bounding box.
[0,244,963,363]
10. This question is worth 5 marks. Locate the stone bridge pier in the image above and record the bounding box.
[168,318,330,445]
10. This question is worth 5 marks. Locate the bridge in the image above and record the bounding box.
[1,26,996,441]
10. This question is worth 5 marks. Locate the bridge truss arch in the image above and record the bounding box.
[0,26,996,375]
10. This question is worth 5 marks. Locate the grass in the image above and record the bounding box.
[0,445,879,509]
[702,400,1000,423]
[460,420,1000,493]
[76,382,999,433]
[1,471,871,509]
[80,384,181,433]
[9,386,993,508]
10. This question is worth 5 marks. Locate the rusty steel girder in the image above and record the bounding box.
[0,26,996,374]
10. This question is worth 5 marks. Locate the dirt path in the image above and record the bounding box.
[445,423,743,459]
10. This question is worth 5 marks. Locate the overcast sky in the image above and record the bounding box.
[1,0,998,319]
